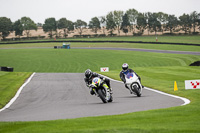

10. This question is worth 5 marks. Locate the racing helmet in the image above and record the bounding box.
[122,63,129,71]
[85,69,93,79]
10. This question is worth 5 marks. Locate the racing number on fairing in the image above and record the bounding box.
[94,78,98,83]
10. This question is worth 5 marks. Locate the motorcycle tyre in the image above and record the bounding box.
[108,95,113,102]
[97,89,108,103]
[132,84,141,97]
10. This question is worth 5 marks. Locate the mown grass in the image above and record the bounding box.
[66,35,200,44]
[0,49,199,72]
[1,35,200,44]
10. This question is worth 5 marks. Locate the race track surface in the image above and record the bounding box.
[0,73,184,121]
[74,47,200,55]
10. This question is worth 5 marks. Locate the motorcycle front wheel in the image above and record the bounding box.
[98,89,108,103]
[131,84,141,97]
[108,95,113,102]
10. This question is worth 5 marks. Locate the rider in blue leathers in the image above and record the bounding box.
[119,63,143,89]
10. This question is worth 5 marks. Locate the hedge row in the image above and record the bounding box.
[1,36,46,41]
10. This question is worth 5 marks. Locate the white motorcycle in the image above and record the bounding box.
[124,71,143,97]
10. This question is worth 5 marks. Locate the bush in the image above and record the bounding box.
[133,32,143,36]
[192,32,199,35]
[98,34,106,37]
[163,33,176,36]
[82,35,91,38]
[108,34,117,37]
[73,35,80,38]
[178,33,189,35]
[91,34,98,37]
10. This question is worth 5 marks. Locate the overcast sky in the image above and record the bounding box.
[0,0,200,24]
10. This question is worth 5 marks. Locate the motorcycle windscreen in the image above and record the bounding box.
[125,72,134,79]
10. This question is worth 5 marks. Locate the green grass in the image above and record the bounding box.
[0,72,32,109]
[0,49,199,72]
[66,35,200,44]
[1,35,200,44]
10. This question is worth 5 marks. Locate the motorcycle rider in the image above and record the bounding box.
[119,63,144,90]
[84,69,112,95]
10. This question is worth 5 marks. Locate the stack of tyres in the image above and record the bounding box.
[0,67,14,72]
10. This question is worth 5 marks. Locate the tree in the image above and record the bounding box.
[113,10,124,35]
[106,11,116,35]
[13,19,23,37]
[136,13,147,35]
[99,16,106,34]
[0,17,12,40]
[179,13,191,33]
[157,12,168,33]
[58,18,74,38]
[126,8,138,32]
[121,13,130,35]
[43,17,57,38]
[88,17,101,33]
[37,23,43,27]
[20,17,37,37]
[148,13,161,35]
[145,12,152,35]
[198,13,200,32]
[74,19,87,35]
[190,11,199,33]
[166,15,178,34]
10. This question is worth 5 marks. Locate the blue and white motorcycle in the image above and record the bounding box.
[124,72,142,97]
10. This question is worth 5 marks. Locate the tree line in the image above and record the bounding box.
[0,9,200,40]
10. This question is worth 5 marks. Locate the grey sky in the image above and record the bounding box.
[0,0,200,24]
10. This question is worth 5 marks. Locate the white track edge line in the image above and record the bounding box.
[99,73,190,106]
[0,72,36,112]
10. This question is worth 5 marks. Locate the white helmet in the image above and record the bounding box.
[122,63,129,71]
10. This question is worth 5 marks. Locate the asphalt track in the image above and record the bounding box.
[1,47,200,55]
[73,47,200,55]
[0,73,185,122]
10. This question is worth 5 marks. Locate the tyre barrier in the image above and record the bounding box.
[189,61,200,66]
[0,67,14,72]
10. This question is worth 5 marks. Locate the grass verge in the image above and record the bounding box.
[1,35,200,44]
[0,49,199,72]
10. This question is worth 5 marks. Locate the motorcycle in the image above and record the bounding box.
[89,77,113,103]
[124,71,142,97]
